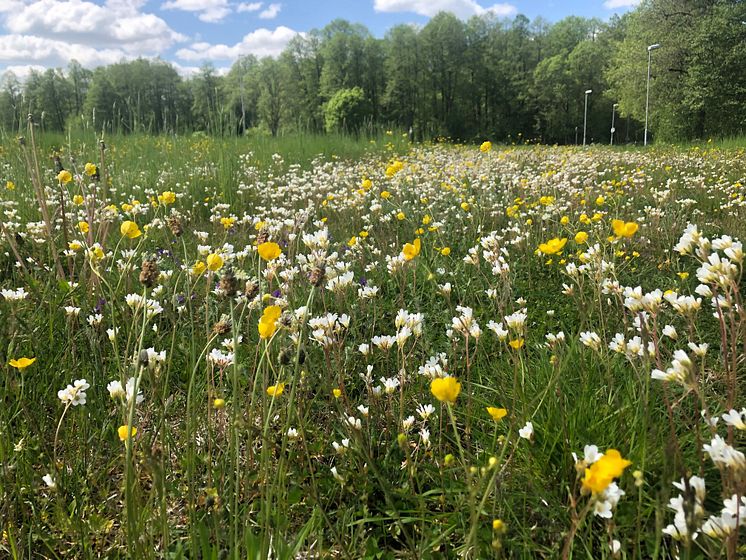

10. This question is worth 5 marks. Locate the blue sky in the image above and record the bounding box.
[0,0,640,78]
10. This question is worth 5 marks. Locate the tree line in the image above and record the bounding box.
[1,0,744,143]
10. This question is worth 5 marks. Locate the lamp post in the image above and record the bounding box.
[583,89,592,147]
[610,103,618,146]
[644,43,660,147]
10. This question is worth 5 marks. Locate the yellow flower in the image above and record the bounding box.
[359,231,369,238]
[480,141,492,153]
[582,449,632,494]
[257,241,281,261]
[595,195,605,206]
[574,231,588,244]
[612,219,639,238]
[57,170,72,184]
[422,214,431,225]
[78,221,89,234]
[220,217,235,229]
[440,247,451,256]
[267,382,285,397]
[492,519,505,533]
[206,253,223,272]
[68,241,82,251]
[84,163,97,176]
[560,216,569,225]
[348,236,357,247]
[380,191,391,199]
[487,407,507,421]
[121,203,133,212]
[508,338,525,349]
[120,221,142,239]
[361,178,372,190]
[677,272,689,280]
[72,194,84,205]
[333,388,342,399]
[430,376,461,404]
[9,357,36,369]
[213,398,226,409]
[538,237,567,255]
[396,211,405,221]
[192,261,207,275]
[258,305,282,339]
[402,238,421,261]
[5,180,15,190]
[159,191,176,205]
[460,202,470,211]
[118,425,137,441]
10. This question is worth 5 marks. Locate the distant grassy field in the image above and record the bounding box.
[0,131,745,559]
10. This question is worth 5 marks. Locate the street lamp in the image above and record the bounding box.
[610,103,619,146]
[644,43,660,147]
[583,89,592,147]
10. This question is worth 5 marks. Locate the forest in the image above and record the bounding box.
[0,0,744,143]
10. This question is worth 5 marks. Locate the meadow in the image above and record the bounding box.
[0,130,744,559]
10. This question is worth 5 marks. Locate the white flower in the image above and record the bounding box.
[42,473,56,489]
[107,380,125,399]
[721,409,746,430]
[1,287,28,301]
[579,331,602,351]
[519,421,534,440]
[417,403,435,420]
[57,378,90,406]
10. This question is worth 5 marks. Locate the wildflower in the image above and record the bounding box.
[6,180,15,190]
[612,219,639,238]
[258,305,282,339]
[402,238,421,261]
[206,253,223,272]
[120,221,142,239]
[78,221,89,234]
[508,338,524,349]
[538,238,567,255]
[519,421,534,440]
[84,163,97,176]
[581,449,632,494]
[42,474,56,489]
[192,261,207,275]
[57,170,72,184]
[492,519,505,532]
[118,425,137,441]
[440,247,451,256]
[257,241,281,261]
[9,357,36,369]
[159,191,176,205]
[267,382,285,397]
[57,379,90,406]
[430,376,461,404]
[574,231,588,244]
[480,141,492,153]
[72,194,84,205]
[333,388,342,398]
[487,407,508,421]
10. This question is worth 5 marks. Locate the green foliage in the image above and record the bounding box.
[324,86,369,133]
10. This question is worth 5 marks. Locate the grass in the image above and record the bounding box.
[0,130,745,559]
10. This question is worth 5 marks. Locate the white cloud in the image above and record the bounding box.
[603,0,640,8]
[2,0,185,52]
[373,0,516,19]
[0,34,132,68]
[1,64,46,81]
[237,2,263,12]
[258,2,281,19]
[162,0,231,23]
[175,26,300,62]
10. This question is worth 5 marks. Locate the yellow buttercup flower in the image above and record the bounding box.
[430,377,461,404]
[612,219,639,238]
[258,305,282,339]
[396,211,405,221]
[213,398,226,409]
[348,236,357,247]
[220,217,236,230]
[78,221,89,234]
[487,407,507,421]
[402,238,421,261]
[574,231,588,244]
[440,247,451,256]
[267,382,285,397]
[9,357,36,369]
[480,141,492,153]
[84,163,97,176]
[508,338,525,349]
[333,388,342,399]
[72,194,84,205]
[159,191,176,205]
[380,191,391,199]
[460,202,470,211]
[118,425,137,441]
[206,253,223,272]
[257,242,281,261]
[192,261,207,275]
[120,221,142,239]
[538,237,567,255]
[582,449,632,494]
[5,180,15,190]
[57,170,72,184]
